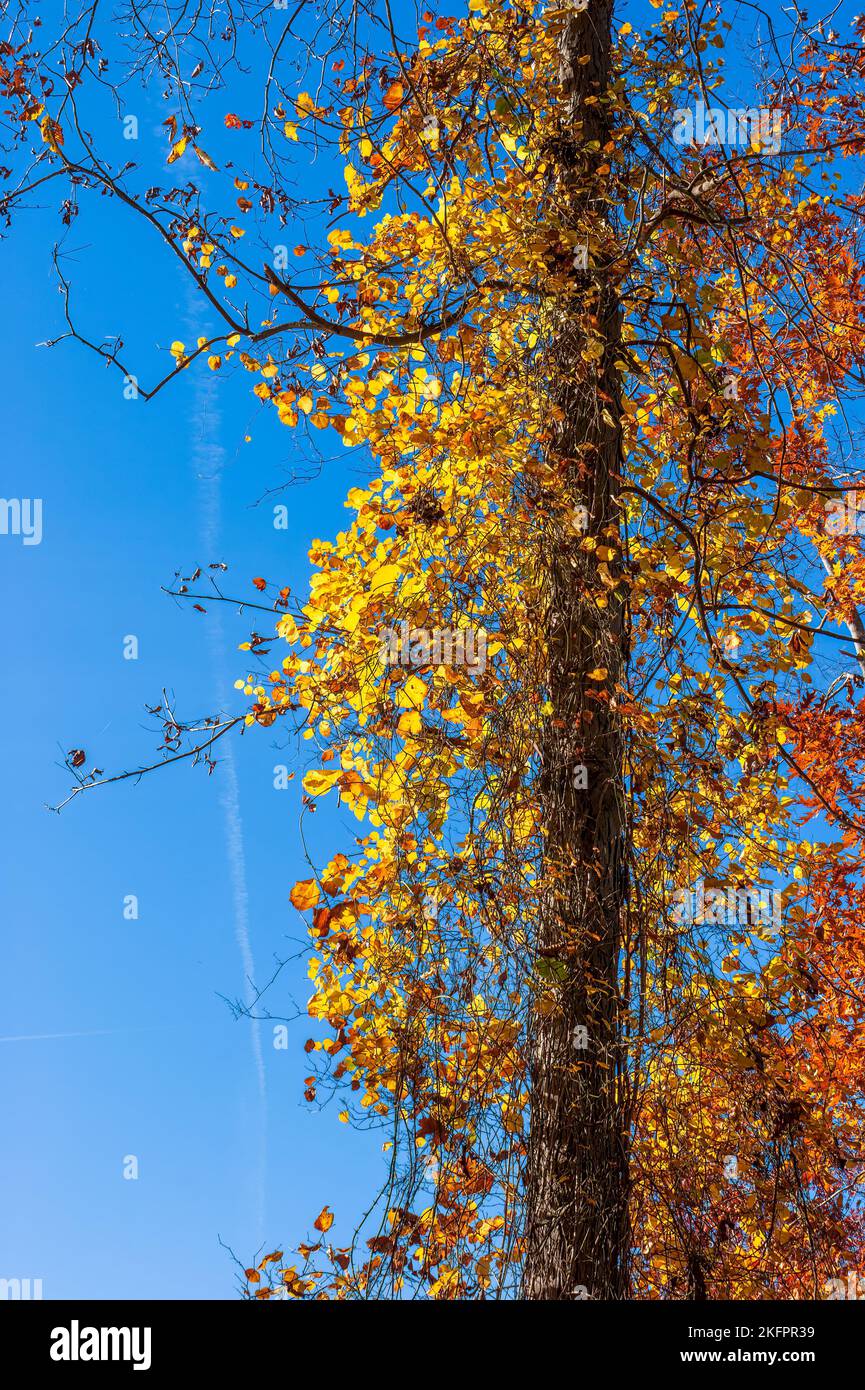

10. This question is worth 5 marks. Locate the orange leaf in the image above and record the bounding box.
[312,906,332,936]
[314,1206,334,1233]
[383,81,404,112]
[290,879,320,911]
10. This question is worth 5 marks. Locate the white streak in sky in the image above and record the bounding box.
[185,290,267,1243]
[0,1027,170,1044]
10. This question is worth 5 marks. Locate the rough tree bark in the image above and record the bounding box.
[522,1,631,1300]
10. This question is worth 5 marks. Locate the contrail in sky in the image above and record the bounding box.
[185,286,268,1244]
[0,1026,176,1044]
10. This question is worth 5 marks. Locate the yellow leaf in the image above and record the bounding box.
[167,135,188,164]
[587,667,608,681]
[398,674,427,709]
[397,709,423,736]
[39,114,63,151]
[372,564,401,593]
[321,853,351,895]
[302,769,341,796]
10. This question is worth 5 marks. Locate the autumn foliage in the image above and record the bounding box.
[7,0,865,1298]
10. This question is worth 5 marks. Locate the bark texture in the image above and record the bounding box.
[522,1,631,1301]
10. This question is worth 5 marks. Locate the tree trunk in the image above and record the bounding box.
[522,2,631,1301]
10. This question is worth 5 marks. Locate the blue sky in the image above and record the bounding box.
[3,0,862,1301]
[0,18,385,1297]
